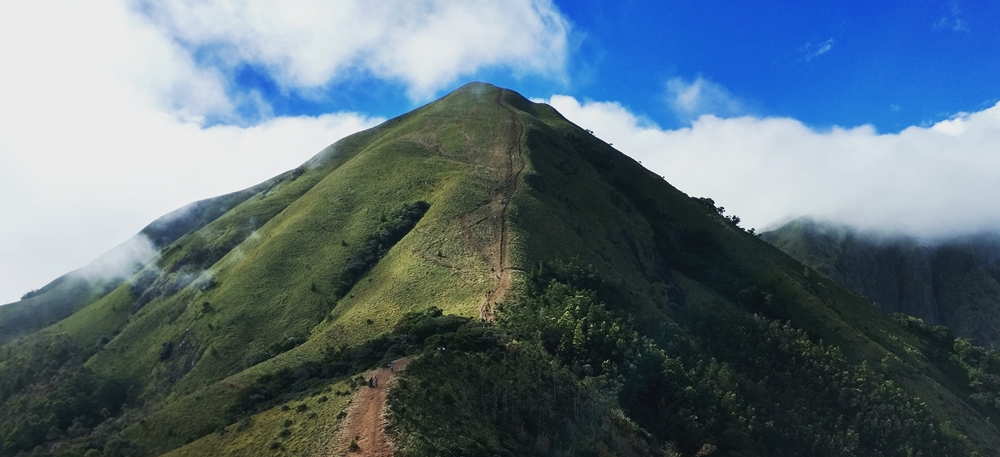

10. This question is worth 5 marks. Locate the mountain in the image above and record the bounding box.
[0,180,278,347]
[2,83,1000,456]
[761,217,1000,346]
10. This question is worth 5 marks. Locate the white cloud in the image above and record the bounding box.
[540,95,1000,240]
[0,0,383,304]
[665,76,745,123]
[0,0,571,304]
[804,38,835,61]
[139,0,571,99]
[934,2,969,32]
[934,17,969,32]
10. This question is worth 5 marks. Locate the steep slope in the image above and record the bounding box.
[0,180,279,346]
[504,102,1000,454]
[2,83,1000,457]
[1,83,530,456]
[762,218,1000,346]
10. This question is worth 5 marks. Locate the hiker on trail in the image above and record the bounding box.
[374,376,378,387]
[389,362,394,372]
[367,377,373,388]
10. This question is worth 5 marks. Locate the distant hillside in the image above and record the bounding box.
[0,179,278,346]
[761,218,1000,346]
[2,83,1000,457]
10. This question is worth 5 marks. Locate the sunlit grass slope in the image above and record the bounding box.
[3,82,1000,456]
[54,83,526,453]
[160,379,355,457]
[0,177,280,346]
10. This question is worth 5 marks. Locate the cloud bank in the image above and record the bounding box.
[140,0,571,99]
[0,0,571,304]
[541,95,1000,239]
[665,76,746,123]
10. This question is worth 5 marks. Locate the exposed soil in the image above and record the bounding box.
[324,357,414,457]
[318,86,523,457]
[403,87,523,321]
[479,88,526,322]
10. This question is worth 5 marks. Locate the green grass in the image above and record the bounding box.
[95,82,527,451]
[160,379,354,457]
[3,82,1000,456]
[528,95,1000,453]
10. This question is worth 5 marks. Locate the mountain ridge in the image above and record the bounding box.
[762,217,1000,346]
[1,82,999,456]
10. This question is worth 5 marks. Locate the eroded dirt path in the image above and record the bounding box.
[320,86,522,457]
[479,88,526,322]
[328,357,414,457]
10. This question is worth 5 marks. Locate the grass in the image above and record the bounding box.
[3,82,1000,456]
[529,96,1000,453]
[160,379,354,457]
[0,274,106,345]
[100,82,525,451]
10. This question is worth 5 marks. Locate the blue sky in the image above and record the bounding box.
[216,0,1000,133]
[558,0,1000,132]
[1,0,1000,304]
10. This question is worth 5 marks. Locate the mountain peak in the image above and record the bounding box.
[3,83,1000,456]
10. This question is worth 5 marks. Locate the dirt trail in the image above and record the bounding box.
[322,87,522,456]
[327,357,414,457]
[479,88,526,322]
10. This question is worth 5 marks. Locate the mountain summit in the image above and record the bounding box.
[2,83,999,456]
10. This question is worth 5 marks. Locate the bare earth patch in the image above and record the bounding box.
[325,357,414,457]
[479,88,526,322]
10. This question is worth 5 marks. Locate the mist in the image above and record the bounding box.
[0,0,566,305]
[74,234,159,285]
[6,233,159,307]
[540,95,1000,240]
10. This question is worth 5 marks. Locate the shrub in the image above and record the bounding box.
[159,341,174,361]
[332,201,430,298]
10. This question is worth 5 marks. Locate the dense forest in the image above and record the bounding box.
[386,261,974,456]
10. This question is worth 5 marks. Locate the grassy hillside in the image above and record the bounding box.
[2,83,999,456]
[0,180,275,346]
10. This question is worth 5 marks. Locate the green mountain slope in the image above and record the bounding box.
[761,218,1000,346]
[0,180,281,346]
[2,83,999,456]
